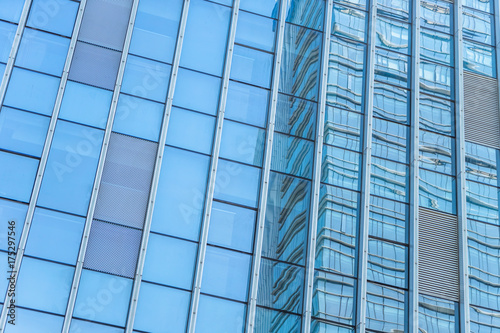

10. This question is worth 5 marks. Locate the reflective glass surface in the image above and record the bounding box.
[372,118,408,163]
[463,8,494,45]
[373,82,409,124]
[114,94,163,141]
[174,67,221,115]
[466,181,499,225]
[271,133,314,179]
[419,94,454,136]
[369,196,407,243]
[230,45,273,88]
[255,307,301,332]
[367,239,407,288]
[324,105,362,151]
[166,107,215,154]
[366,283,406,332]
[27,0,79,37]
[220,120,265,166]
[276,93,317,140]
[375,49,409,88]
[463,40,496,77]
[0,151,38,203]
[420,0,452,33]
[196,295,246,333]
[466,141,499,186]
[419,295,457,333]
[420,61,453,98]
[236,10,276,52]
[225,81,269,128]
[376,17,410,54]
[371,157,408,202]
[286,0,324,30]
[420,29,453,65]
[322,145,361,191]
[420,169,456,214]
[332,4,366,42]
[377,0,410,20]
[419,130,454,174]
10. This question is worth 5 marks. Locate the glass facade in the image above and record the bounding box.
[0,0,498,332]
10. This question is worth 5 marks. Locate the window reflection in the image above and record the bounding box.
[371,157,408,202]
[372,118,408,163]
[419,169,456,214]
[420,0,452,33]
[369,196,407,243]
[366,283,406,332]
[419,61,453,98]
[463,40,496,77]
[419,130,454,174]
[419,94,454,136]
[324,106,362,151]
[466,181,499,225]
[332,5,366,42]
[367,239,407,288]
[375,49,409,88]
[373,82,409,124]
[420,29,452,65]
[376,17,409,54]
[419,294,457,333]
[465,141,499,186]
[322,145,361,191]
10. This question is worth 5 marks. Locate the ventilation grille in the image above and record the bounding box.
[418,208,459,301]
[464,72,500,149]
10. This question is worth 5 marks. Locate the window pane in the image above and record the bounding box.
[70,319,124,333]
[174,67,221,116]
[465,141,499,186]
[276,94,317,140]
[225,80,269,128]
[196,295,246,333]
[375,49,409,88]
[371,157,408,203]
[372,118,408,163]
[236,11,276,52]
[466,181,498,225]
[0,21,16,63]
[373,82,409,124]
[369,196,407,243]
[419,169,456,214]
[0,151,38,202]
[0,0,24,22]
[420,29,452,65]
[419,94,454,136]
[324,106,362,151]
[420,0,452,34]
[419,130,454,174]
[27,0,79,37]
[271,133,314,179]
[332,4,366,42]
[255,307,301,332]
[366,283,406,332]
[419,61,453,98]
[378,0,410,20]
[419,295,457,333]
[376,17,410,54]
[367,239,407,288]
[311,320,354,333]
[220,120,265,166]
[322,145,361,191]
[463,40,496,77]
[4,308,63,333]
[463,8,494,45]
[240,0,279,18]
[286,0,324,30]
[166,107,215,154]
[470,305,500,332]
[0,199,27,252]
[230,45,273,88]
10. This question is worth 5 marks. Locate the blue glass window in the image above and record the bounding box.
[271,133,314,179]
[466,181,498,225]
[375,49,409,88]
[464,0,493,13]
[463,8,494,45]
[166,107,215,154]
[322,145,361,191]
[5,308,63,333]
[420,0,452,34]
[372,118,408,163]
[419,94,454,136]
[465,141,499,186]
[371,157,408,203]
[419,295,457,333]
[236,11,276,52]
[420,169,456,214]
[240,0,279,18]
[196,295,246,333]
[0,199,27,252]
[181,0,230,76]
[69,319,124,333]
[378,0,410,21]
[256,307,301,332]
[220,120,265,166]
[420,61,453,98]
[332,4,366,42]
[286,0,324,30]
[369,196,407,244]
[38,122,104,216]
[276,94,316,140]
[230,45,273,88]
[0,0,24,22]
[463,40,496,77]
[366,283,406,332]
[174,68,221,116]
[420,29,453,65]
[151,147,210,240]
[0,21,16,63]
[470,305,500,332]
[324,106,362,151]
[311,321,354,333]
[0,151,38,202]
[225,81,269,128]
[376,17,410,54]
[420,130,454,174]
[373,82,409,124]
[367,239,407,288]
[27,0,79,37]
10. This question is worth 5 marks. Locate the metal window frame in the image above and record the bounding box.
[123,0,192,332]
[244,0,289,331]
[186,0,241,331]
[61,1,141,331]
[301,1,333,332]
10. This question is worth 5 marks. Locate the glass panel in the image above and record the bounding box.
[134,282,190,333]
[419,130,454,174]
[0,199,27,252]
[276,93,316,140]
[213,159,261,208]
[463,40,496,77]
[27,0,79,37]
[264,172,311,265]
[38,121,104,216]
[366,283,406,332]
[0,21,17,63]
[377,0,410,21]
[256,307,301,332]
[0,0,24,22]
[151,147,210,240]
[121,55,171,103]
[174,67,221,116]
[372,118,408,163]
[470,305,500,332]
[166,107,215,154]
[129,0,183,63]
[420,29,453,65]
[373,82,409,124]
[465,141,499,186]
[208,201,256,253]
[419,94,454,136]
[322,145,361,191]
[312,271,355,326]
[311,320,355,333]
[371,157,408,203]
[376,17,410,54]
[420,0,452,34]
[59,81,112,129]
[4,308,63,333]
[419,169,456,214]
[369,196,407,244]
[375,49,409,88]
[0,107,49,157]
[17,257,73,315]
[230,45,273,88]
[463,0,492,13]
[70,319,124,333]
[73,269,133,327]
[257,259,304,313]
[316,185,358,276]
[25,208,84,265]
[367,239,407,288]
[324,106,362,151]
[114,94,163,141]
[327,38,365,112]
[142,233,197,290]
[4,68,59,116]
[195,295,246,333]
[286,0,324,30]
[240,0,280,18]
[225,81,269,128]
[466,181,499,225]
[181,0,230,76]
[463,7,494,44]
[332,4,366,42]
[419,295,457,333]
[280,24,322,101]
[0,151,38,203]
[201,246,251,302]
[419,61,453,98]
[236,10,276,52]
[220,120,265,166]
[271,133,314,179]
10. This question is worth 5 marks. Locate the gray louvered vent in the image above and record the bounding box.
[418,208,459,301]
[94,132,157,229]
[464,72,500,149]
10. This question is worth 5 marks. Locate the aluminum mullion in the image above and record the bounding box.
[409,0,421,331]
[124,0,191,331]
[186,1,240,332]
[301,1,333,332]
[61,1,141,331]
[0,0,31,107]
[455,0,470,330]
[0,0,83,331]
[245,0,288,331]
[355,0,377,330]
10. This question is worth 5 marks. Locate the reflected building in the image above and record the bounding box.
[0,0,499,332]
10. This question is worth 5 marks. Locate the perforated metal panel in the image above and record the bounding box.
[68,41,121,90]
[83,220,142,278]
[464,72,500,149]
[94,132,157,229]
[78,0,133,51]
[418,207,459,301]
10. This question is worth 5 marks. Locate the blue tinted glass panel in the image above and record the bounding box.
[142,233,197,290]
[70,320,124,333]
[0,151,37,202]
[17,257,73,315]
[59,81,112,129]
[174,67,221,116]
[322,145,361,191]
[202,246,251,301]
[151,147,210,240]
[372,118,408,163]
[255,307,301,332]
[465,141,499,186]
[378,0,410,20]
[463,8,494,44]
[373,82,409,124]
[276,94,316,140]
[196,295,246,333]
[0,199,27,252]
[0,21,16,63]
[419,169,456,214]
[25,208,84,265]
[286,0,324,30]
[166,107,215,154]
[463,40,496,77]
[0,0,24,22]
[375,49,409,88]
[420,29,453,65]
[311,321,354,333]
[324,106,362,151]
[271,133,314,179]
[470,305,500,332]
[38,122,103,216]
[371,157,408,203]
[420,0,452,34]
[420,130,454,174]
[213,159,261,208]
[466,181,499,225]
[376,17,410,54]
[225,81,269,128]
[316,185,358,276]
[208,201,256,253]
[134,282,190,333]
[5,308,63,333]
[73,269,133,327]
[264,173,311,265]
[369,196,407,243]
[464,0,492,12]
[0,107,49,157]
[114,94,163,141]
[4,68,59,116]
[181,0,230,76]
[367,239,407,288]
[419,94,454,136]
[240,0,279,18]
[129,0,183,63]
[231,45,273,88]
[27,0,78,36]
[16,28,69,76]
[236,11,276,52]
[419,295,457,333]
[312,271,355,325]
[220,120,265,166]
[332,4,366,42]
[420,61,453,98]
[366,283,406,332]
